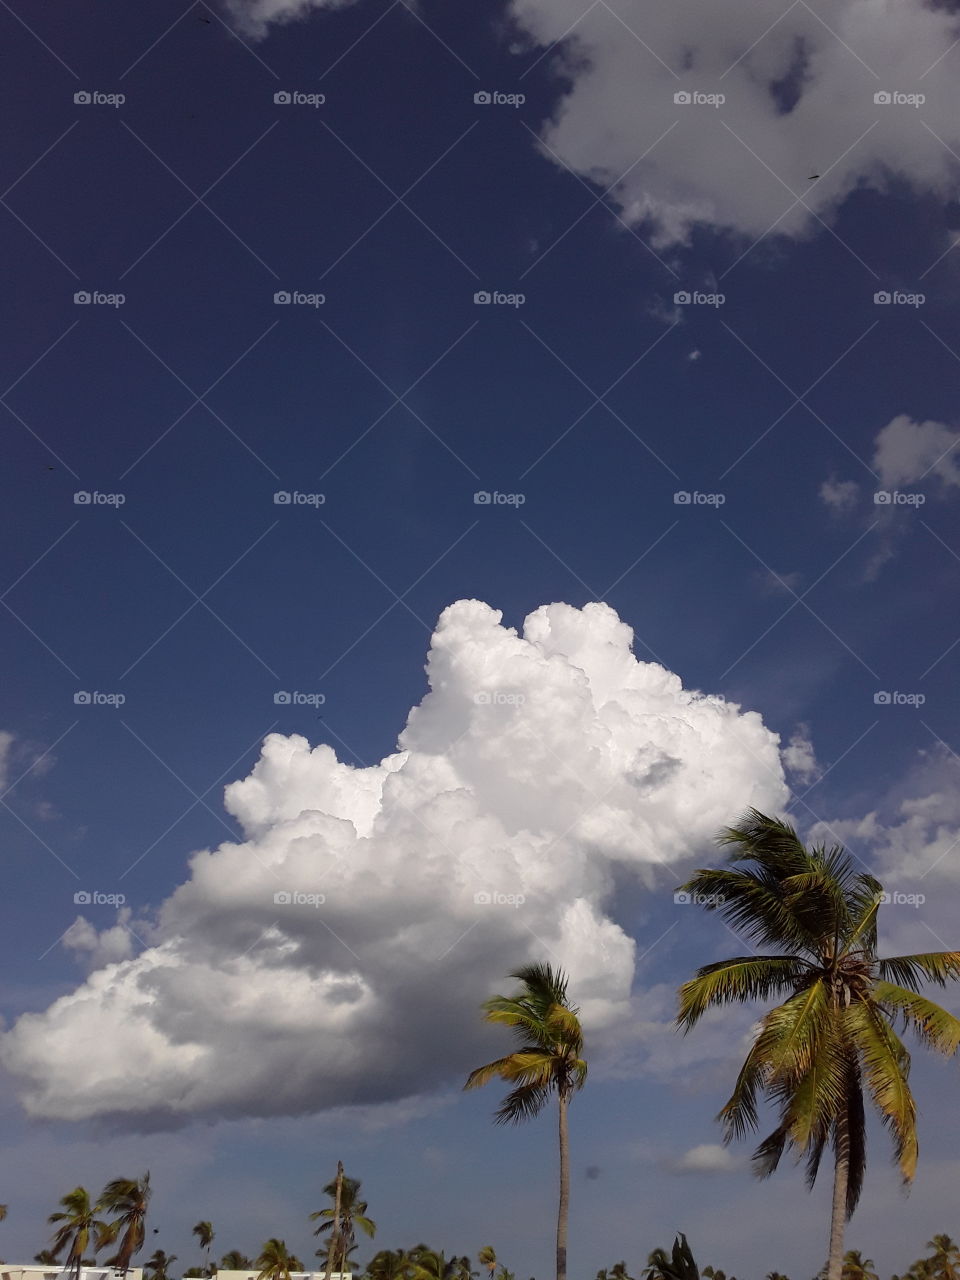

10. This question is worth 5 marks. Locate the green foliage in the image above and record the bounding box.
[642,1235,699,1280]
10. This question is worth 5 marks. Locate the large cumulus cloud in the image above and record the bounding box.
[1,600,787,1127]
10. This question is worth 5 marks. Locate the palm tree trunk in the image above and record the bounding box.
[826,1111,849,1280]
[325,1162,344,1280]
[556,1089,570,1280]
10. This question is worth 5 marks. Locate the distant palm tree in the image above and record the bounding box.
[919,1236,960,1280]
[642,1237,699,1280]
[257,1241,298,1280]
[840,1253,878,1280]
[48,1188,111,1280]
[478,1252,497,1280]
[145,1250,178,1280]
[677,810,960,1280]
[220,1254,252,1271]
[99,1174,151,1276]
[465,963,587,1280]
[193,1224,215,1276]
[312,1175,375,1275]
[764,1273,790,1280]
[609,1264,632,1280]
[365,1251,423,1280]
[34,1252,60,1267]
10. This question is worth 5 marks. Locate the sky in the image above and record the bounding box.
[2,0,960,1276]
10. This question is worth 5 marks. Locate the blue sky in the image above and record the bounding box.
[3,0,960,1276]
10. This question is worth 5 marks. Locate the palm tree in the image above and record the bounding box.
[840,1254,877,1280]
[194,1224,215,1276]
[764,1274,790,1280]
[35,1252,61,1267]
[145,1251,178,1280]
[919,1236,960,1280]
[99,1174,151,1276]
[311,1174,375,1275]
[465,963,587,1280]
[48,1188,111,1280]
[642,1237,699,1280]
[257,1241,298,1280]
[221,1254,253,1271]
[478,1252,497,1280]
[364,1251,423,1280]
[610,1264,632,1280]
[676,810,960,1280]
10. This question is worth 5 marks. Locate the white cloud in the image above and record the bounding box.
[1,599,788,1127]
[819,476,860,513]
[781,726,821,784]
[667,1142,741,1174]
[223,0,356,38]
[508,0,960,248]
[63,911,136,971]
[873,414,960,490]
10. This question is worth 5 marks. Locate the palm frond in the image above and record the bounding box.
[872,981,960,1056]
[847,999,918,1183]
[878,952,960,989]
[677,956,812,1031]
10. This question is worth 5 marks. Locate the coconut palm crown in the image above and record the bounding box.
[676,810,960,1280]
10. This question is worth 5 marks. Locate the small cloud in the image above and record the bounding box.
[782,726,821,784]
[666,1143,741,1175]
[686,349,701,362]
[63,911,135,971]
[873,414,960,490]
[646,296,683,326]
[756,567,803,595]
[584,1164,602,1180]
[820,477,860,513]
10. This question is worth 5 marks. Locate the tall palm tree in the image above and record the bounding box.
[365,1252,424,1280]
[257,1241,298,1280]
[840,1253,878,1280]
[676,810,960,1280]
[193,1224,215,1276]
[48,1188,111,1280]
[465,963,587,1280]
[220,1254,252,1271]
[478,1252,497,1280]
[99,1174,151,1276]
[311,1175,375,1275]
[145,1251,178,1280]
